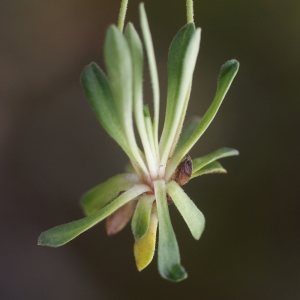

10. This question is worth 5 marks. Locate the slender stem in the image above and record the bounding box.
[186,0,194,23]
[118,0,129,32]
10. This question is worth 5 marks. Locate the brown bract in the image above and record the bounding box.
[167,155,193,204]
[173,155,193,186]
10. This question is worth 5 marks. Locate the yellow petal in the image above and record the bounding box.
[134,205,158,271]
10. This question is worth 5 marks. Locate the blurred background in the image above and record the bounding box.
[1,0,299,299]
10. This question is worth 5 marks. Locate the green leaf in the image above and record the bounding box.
[192,161,227,178]
[154,179,187,282]
[168,84,192,159]
[192,147,239,174]
[80,173,140,216]
[166,181,205,240]
[175,116,201,155]
[160,24,201,166]
[165,23,195,119]
[81,63,129,153]
[104,25,132,125]
[143,105,157,160]
[104,25,148,176]
[166,59,240,180]
[124,23,143,116]
[124,23,157,175]
[131,194,155,240]
[38,184,151,247]
[139,3,160,148]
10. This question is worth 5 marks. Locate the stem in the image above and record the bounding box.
[186,0,194,23]
[118,0,129,32]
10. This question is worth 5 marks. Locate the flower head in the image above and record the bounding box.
[38,0,239,282]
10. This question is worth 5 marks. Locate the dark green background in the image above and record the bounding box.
[1,0,299,299]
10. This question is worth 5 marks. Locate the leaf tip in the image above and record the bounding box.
[37,234,44,246]
[139,2,145,10]
[221,59,240,77]
[134,237,156,272]
[163,264,188,282]
[37,232,55,247]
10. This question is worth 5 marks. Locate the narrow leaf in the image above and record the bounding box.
[175,116,201,155]
[124,23,143,117]
[131,194,155,240]
[143,105,157,160]
[167,181,205,240]
[134,204,158,271]
[168,83,192,158]
[139,3,160,148]
[166,59,239,179]
[38,184,151,247]
[104,25,132,124]
[160,25,201,166]
[192,161,227,178]
[164,23,196,127]
[159,23,196,159]
[81,63,129,153]
[192,147,239,174]
[154,179,187,282]
[159,22,196,156]
[80,173,139,216]
[104,25,148,176]
[124,23,157,175]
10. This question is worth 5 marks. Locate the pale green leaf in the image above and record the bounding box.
[104,24,148,176]
[80,173,140,216]
[192,147,239,174]
[143,105,157,160]
[192,161,227,178]
[166,59,240,180]
[160,24,201,166]
[154,179,187,282]
[81,63,129,153]
[166,181,205,240]
[131,194,155,240]
[163,23,196,128]
[104,25,132,124]
[175,116,201,155]
[124,23,157,174]
[139,3,160,148]
[124,23,143,115]
[38,184,151,247]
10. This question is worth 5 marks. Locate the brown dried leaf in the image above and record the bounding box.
[105,200,137,236]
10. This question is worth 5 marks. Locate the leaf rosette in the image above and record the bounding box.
[38,0,239,282]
